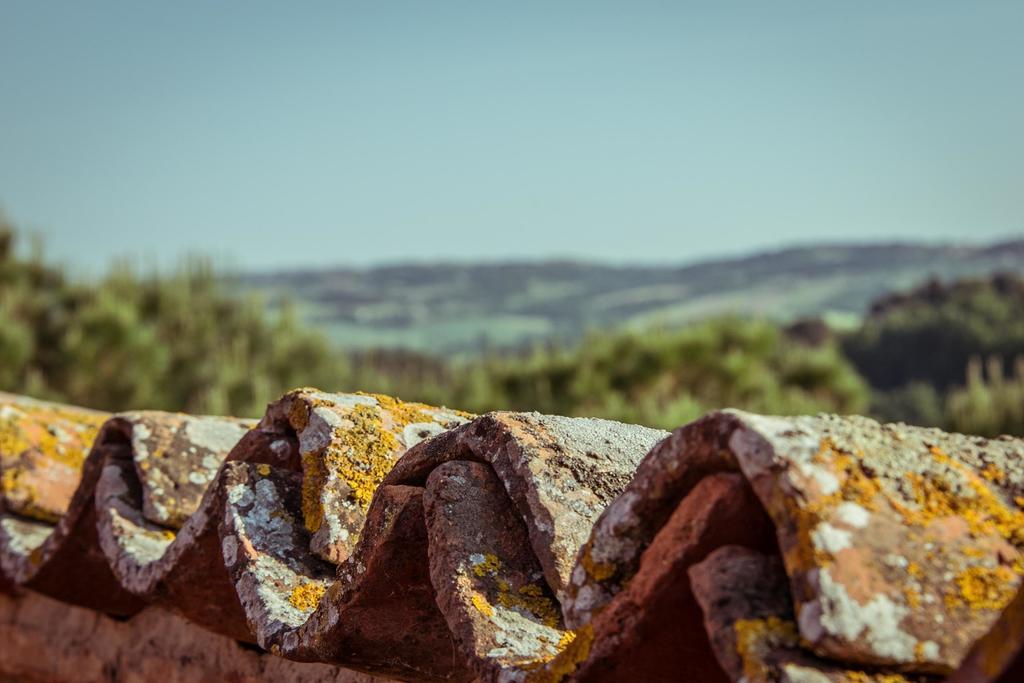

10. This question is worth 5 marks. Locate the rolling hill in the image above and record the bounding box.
[239,239,1024,355]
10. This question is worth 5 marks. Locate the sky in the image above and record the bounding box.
[1,1,1022,274]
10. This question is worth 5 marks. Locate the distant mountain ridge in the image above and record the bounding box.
[239,239,1024,355]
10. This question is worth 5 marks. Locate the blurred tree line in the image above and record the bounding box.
[0,220,348,416]
[0,218,1020,436]
[842,274,1024,437]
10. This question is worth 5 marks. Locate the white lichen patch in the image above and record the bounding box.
[834,502,870,529]
[130,422,153,460]
[727,413,819,480]
[780,665,833,683]
[807,567,917,662]
[108,509,171,565]
[401,421,446,448]
[188,470,214,486]
[184,417,249,456]
[795,461,840,497]
[483,602,565,664]
[308,392,378,409]
[224,472,336,647]
[231,478,295,559]
[298,407,344,455]
[810,522,853,555]
[0,515,51,557]
[227,483,255,507]
[919,640,940,660]
[237,553,311,633]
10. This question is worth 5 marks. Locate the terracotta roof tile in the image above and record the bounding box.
[3,391,1024,681]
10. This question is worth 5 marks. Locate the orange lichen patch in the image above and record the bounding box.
[470,552,562,629]
[0,401,107,520]
[1,468,27,501]
[578,546,616,582]
[471,553,501,577]
[517,630,579,674]
[287,582,326,612]
[298,393,473,535]
[0,403,106,470]
[362,392,435,431]
[844,672,913,683]
[962,546,988,560]
[900,453,1024,548]
[734,616,916,682]
[981,463,1007,484]
[799,438,1024,567]
[496,583,561,629]
[300,451,327,533]
[733,616,800,682]
[141,527,176,543]
[556,631,576,651]
[812,440,882,509]
[950,566,1017,612]
[471,591,495,618]
[319,402,400,509]
[287,398,311,431]
[782,440,887,573]
[524,625,593,683]
[255,463,271,476]
[903,586,922,609]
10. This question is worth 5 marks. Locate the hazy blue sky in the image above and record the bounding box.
[1,1,1021,273]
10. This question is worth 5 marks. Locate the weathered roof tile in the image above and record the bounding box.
[4,390,1024,682]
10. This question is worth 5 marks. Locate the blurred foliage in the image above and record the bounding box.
[0,219,349,416]
[842,274,1024,391]
[0,217,1022,437]
[452,318,869,430]
[945,356,1024,438]
[845,273,1024,436]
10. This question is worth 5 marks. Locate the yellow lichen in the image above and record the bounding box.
[288,582,326,612]
[783,440,886,573]
[0,404,105,470]
[733,616,800,682]
[297,394,472,535]
[524,625,593,683]
[469,551,562,629]
[471,553,502,577]
[471,591,494,618]
[363,392,435,430]
[322,402,400,508]
[950,566,1017,611]
[981,463,1007,484]
[143,527,176,542]
[496,583,561,629]
[1,467,57,522]
[301,450,327,533]
[287,399,311,431]
[579,546,616,582]
[516,629,579,673]
[0,403,107,521]
[256,463,271,476]
[794,438,1024,601]
[845,673,912,683]
[901,454,1024,548]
